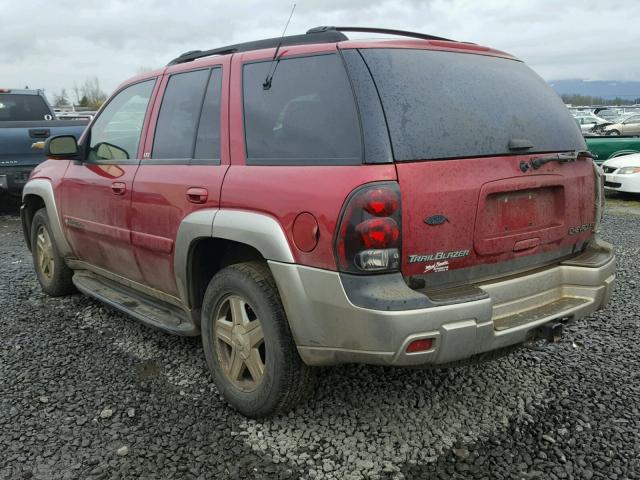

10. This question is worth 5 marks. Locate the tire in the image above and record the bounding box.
[30,208,76,297]
[607,130,620,136]
[201,261,314,417]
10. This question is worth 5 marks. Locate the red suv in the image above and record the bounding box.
[21,27,615,417]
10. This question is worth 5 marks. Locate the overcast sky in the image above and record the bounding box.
[2,0,638,102]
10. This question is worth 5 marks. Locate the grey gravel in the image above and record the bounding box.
[1,196,639,479]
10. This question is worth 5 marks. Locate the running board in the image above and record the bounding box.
[72,271,199,336]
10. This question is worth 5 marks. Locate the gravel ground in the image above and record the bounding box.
[1,199,639,480]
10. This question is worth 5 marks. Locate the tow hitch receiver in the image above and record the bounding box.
[537,322,564,343]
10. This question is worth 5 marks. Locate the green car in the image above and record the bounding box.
[585,136,640,164]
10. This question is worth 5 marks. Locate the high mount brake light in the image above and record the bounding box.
[335,182,402,274]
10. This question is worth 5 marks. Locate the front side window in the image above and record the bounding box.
[625,116,640,124]
[87,80,155,161]
[243,54,362,165]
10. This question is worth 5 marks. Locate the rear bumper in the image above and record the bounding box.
[0,166,33,195]
[270,238,615,367]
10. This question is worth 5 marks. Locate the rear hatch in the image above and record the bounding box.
[359,48,595,283]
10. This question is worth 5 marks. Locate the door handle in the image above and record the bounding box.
[111,182,126,195]
[186,187,208,204]
[29,128,50,139]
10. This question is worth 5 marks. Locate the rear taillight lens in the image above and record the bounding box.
[335,182,401,274]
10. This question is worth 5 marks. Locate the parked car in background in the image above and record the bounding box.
[21,26,614,417]
[585,136,640,162]
[0,89,87,196]
[593,108,622,121]
[575,115,609,133]
[601,153,640,194]
[602,115,640,136]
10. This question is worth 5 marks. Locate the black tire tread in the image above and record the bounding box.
[202,261,315,417]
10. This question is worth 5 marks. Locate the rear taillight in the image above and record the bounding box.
[335,182,401,274]
[0,89,11,93]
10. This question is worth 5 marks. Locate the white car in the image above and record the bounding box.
[575,115,609,133]
[602,153,640,194]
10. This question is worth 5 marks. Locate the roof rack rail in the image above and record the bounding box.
[306,26,454,42]
[167,26,455,66]
[167,30,348,66]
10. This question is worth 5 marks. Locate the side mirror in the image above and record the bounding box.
[45,135,79,159]
[95,142,129,160]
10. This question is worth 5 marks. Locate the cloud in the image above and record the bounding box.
[1,0,638,100]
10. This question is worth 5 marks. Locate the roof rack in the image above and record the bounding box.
[167,26,454,66]
[167,30,347,66]
[306,26,454,42]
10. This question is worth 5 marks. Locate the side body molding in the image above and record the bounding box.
[174,209,295,308]
[22,179,73,258]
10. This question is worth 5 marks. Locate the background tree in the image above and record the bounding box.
[561,94,640,106]
[52,89,70,107]
[79,77,107,110]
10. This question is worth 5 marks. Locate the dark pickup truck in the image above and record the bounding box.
[0,89,87,196]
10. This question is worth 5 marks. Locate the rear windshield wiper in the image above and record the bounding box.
[530,150,594,170]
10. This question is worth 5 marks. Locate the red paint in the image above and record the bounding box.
[58,161,144,282]
[396,155,595,276]
[28,35,596,292]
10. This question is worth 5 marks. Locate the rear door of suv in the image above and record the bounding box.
[130,57,230,296]
[348,46,596,285]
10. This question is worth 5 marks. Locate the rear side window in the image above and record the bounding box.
[153,69,210,159]
[0,94,51,121]
[194,68,222,160]
[243,54,362,165]
[360,49,585,161]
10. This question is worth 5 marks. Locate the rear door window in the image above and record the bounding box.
[242,54,362,165]
[360,49,585,161]
[152,69,210,159]
[194,68,223,161]
[0,94,51,121]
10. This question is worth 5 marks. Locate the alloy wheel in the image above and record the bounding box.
[35,225,55,280]
[214,295,266,392]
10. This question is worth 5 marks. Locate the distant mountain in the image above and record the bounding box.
[549,79,640,101]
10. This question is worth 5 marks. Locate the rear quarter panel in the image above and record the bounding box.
[225,45,397,270]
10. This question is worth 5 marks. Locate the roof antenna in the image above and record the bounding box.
[263,3,296,90]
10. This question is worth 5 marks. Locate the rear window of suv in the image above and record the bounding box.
[242,54,362,165]
[360,49,585,161]
[0,94,51,121]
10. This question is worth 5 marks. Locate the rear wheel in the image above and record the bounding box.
[201,261,314,417]
[30,208,75,296]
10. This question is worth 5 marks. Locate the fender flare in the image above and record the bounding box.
[174,209,294,308]
[21,179,73,257]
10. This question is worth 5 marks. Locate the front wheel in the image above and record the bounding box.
[201,261,315,417]
[30,208,76,296]
[607,130,620,136]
